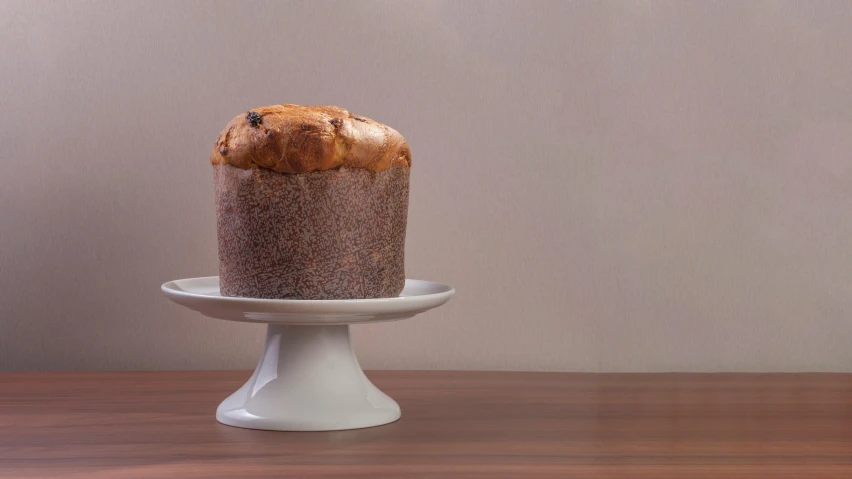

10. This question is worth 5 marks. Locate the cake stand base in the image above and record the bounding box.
[217,324,399,431]
[161,276,454,432]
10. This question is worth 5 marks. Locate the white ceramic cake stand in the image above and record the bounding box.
[161,276,454,431]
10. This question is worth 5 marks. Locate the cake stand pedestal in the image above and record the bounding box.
[161,276,454,431]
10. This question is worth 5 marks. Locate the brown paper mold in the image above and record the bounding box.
[213,164,409,299]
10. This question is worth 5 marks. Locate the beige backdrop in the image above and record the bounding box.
[2,1,852,372]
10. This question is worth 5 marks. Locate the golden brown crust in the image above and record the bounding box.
[210,104,411,174]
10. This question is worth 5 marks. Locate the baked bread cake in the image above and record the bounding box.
[211,104,411,299]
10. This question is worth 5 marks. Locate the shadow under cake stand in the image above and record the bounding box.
[161,277,454,431]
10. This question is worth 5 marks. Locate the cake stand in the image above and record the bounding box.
[161,276,454,431]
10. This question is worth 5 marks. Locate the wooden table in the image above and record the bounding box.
[1,371,851,478]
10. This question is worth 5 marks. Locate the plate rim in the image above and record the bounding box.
[161,276,455,305]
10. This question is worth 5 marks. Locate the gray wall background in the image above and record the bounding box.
[2,0,852,372]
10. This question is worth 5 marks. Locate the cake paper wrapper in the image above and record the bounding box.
[213,164,409,299]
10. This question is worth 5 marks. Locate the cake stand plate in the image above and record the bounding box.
[161,277,454,431]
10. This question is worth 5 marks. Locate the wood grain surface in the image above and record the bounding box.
[1,371,851,478]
